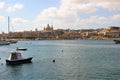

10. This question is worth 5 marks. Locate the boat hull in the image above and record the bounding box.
[6,57,33,65]
[0,40,10,45]
[114,40,120,44]
[16,48,27,51]
[9,40,17,44]
[0,43,10,45]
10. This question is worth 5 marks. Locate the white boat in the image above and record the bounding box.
[0,40,10,45]
[16,47,27,51]
[6,51,33,65]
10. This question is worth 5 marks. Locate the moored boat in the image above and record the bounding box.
[16,47,27,51]
[114,40,120,44]
[6,51,33,65]
[6,16,17,44]
[0,40,10,45]
[7,40,17,44]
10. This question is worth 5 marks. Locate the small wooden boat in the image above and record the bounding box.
[16,47,27,51]
[6,51,33,65]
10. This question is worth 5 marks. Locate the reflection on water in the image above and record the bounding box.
[0,40,120,80]
[5,63,32,79]
[7,65,23,79]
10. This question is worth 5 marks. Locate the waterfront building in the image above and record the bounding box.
[0,25,119,40]
[43,24,53,32]
[98,26,120,38]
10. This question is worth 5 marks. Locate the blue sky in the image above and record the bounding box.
[0,0,120,33]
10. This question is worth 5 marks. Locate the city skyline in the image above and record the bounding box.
[0,0,120,33]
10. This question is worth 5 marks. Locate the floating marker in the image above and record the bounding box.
[53,59,55,63]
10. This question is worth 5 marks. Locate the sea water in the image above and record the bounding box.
[0,40,120,80]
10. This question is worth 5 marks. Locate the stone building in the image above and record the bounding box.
[43,24,53,32]
[98,26,120,37]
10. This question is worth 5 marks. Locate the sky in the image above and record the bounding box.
[0,0,120,33]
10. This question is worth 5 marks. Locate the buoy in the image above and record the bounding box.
[61,49,63,52]
[53,59,55,63]
[1,63,3,65]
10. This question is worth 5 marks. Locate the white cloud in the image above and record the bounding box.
[34,0,120,29]
[78,16,109,27]
[6,17,35,32]
[0,2,5,9]
[60,0,97,13]
[12,18,28,26]
[34,0,96,29]
[112,14,120,21]
[7,4,23,12]
[7,6,15,12]
[14,4,23,9]
[90,0,120,10]
[34,7,79,28]
[0,16,5,22]
[77,14,120,28]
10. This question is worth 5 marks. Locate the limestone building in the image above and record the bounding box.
[43,24,53,32]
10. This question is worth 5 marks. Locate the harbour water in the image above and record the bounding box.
[0,40,120,80]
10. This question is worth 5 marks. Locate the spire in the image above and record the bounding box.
[51,24,53,30]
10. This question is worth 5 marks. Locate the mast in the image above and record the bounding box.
[8,16,10,34]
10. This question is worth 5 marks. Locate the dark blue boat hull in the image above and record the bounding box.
[114,40,120,44]
[16,48,27,51]
[6,57,33,65]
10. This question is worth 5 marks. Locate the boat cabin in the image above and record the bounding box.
[8,52,22,60]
